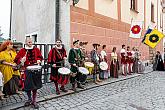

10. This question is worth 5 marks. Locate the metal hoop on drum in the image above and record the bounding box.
[58,67,70,85]
[26,65,42,73]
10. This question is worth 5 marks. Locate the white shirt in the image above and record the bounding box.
[25,45,34,49]
[101,50,107,59]
[120,49,126,56]
[131,51,135,58]
[96,54,99,61]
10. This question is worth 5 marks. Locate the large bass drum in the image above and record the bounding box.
[58,67,70,85]
[24,65,42,91]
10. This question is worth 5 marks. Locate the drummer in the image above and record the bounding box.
[68,40,85,91]
[100,45,108,79]
[90,43,102,84]
[14,37,43,109]
[48,39,68,95]
[79,41,88,85]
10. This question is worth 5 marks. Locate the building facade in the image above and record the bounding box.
[71,0,164,62]
[12,0,164,62]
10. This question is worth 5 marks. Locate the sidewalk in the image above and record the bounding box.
[1,65,153,110]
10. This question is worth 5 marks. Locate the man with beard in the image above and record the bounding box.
[48,39,68,95]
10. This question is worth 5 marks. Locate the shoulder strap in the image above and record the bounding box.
[72,48,79,60]
[54,47,63,59]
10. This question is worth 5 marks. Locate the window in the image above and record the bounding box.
[151,3,154,22]
[130,0,137,11]
[32,34,37,43]
[26,36,30,38]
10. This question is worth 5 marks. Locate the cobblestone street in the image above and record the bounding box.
[13,70,165,110]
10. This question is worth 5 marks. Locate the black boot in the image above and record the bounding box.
[60,86,68,92]
[77,83,85,89]
[72,83,76,92]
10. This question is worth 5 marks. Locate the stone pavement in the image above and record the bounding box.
[1,65,153,110]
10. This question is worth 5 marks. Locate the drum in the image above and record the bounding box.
[78,67,89,75]
[99,62,108,70]
[58,67,70,85]
[78,67,89,83]
[84,62,94,74]
[24,65,42,91]
[26,65,42,71]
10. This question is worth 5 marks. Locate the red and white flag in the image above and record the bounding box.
[129,21,143,38]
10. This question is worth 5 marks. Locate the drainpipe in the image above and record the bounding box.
[9,0,12,40]
[55,0,60,40]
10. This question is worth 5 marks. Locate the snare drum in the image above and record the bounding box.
[24,65,42,91]
[58,67,70,85]
[84,62,94,74]
[26,65,42,71]
[99,62,108,70]
[78,67,89,83]
[78,67,89,75]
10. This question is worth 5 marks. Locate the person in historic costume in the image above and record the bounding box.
[100,45,107,62]
[14,38,43,109]
[68,40,84,91]
[90,43,102,84]
[153,51,164,71]
[126,46,133,74]
[100,45,108,79]
[79,41,88,85]
[120,44,127,76]
[110,47,119,78]
[133,49,140,73]
[0,40,21,98]
[131,47,136,73]
[48,39,68,95]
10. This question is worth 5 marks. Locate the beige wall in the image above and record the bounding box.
[121,0,144,24]
[121,0,162,31]
[145,0,162,30]
[76,0,88,10]
[95,0,118,19]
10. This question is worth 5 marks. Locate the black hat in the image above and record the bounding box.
[73,40,79,45]
[80,41,88,46]
[93,43,100,47]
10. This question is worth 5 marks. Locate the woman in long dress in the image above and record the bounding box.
[0,40,21,97]
[110,47,119,78]
[153,51,164,71]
